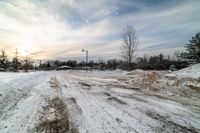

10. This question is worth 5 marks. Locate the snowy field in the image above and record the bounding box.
[0,68,200,133]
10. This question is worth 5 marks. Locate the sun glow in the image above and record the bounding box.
[17,35,35,56]
[18,39,33,57]
[18,46,29,56]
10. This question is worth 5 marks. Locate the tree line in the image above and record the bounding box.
[0,49,192,72]
[1,25,199,72]
[0,49,32,72]
[35,53,188,71]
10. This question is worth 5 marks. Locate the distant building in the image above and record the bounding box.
[56,65,72,70]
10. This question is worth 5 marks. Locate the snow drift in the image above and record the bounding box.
[170,63,200,78]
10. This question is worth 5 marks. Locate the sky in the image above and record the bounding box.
[0,0,200,61]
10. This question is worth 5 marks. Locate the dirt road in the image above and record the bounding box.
[0,71,200,133]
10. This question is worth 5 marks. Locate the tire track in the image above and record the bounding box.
[0,73,53,133]
[60,74,133,133]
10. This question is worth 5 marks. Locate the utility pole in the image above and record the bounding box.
[81,49,88,66]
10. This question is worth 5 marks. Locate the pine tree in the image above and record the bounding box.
[183,32,200,63]
[0,50,9,70]
[12,49,21,72]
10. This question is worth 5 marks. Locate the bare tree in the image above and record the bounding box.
[120,25,139,69]
[23,54,33,72]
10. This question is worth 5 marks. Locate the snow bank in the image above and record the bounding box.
[0,72,36,83]
[168,63,200,78]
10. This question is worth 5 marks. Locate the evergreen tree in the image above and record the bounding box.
[0,50,9,70]
[12,49,21,72]
[158,54,164,63]
[183,32,200,63]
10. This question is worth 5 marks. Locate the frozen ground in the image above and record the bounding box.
[0,69,200,133]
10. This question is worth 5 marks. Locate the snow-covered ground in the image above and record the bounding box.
[166,63,200,78]
[0,68,200,133]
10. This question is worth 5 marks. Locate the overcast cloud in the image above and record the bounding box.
[0,0,200,60]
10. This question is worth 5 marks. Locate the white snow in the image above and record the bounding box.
[0,70,200,133]
[169,63,200,78]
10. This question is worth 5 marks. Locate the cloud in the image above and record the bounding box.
[0,0,200,60]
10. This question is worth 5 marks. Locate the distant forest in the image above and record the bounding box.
[0,32,199,72]
[0,50,190,72]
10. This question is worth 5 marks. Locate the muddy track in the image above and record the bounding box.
[35,97,78,133]
[146,111,199,133]
[49,77,62,96]
[60,76,126,132]
[1,71,200,133]
[35,76,78,133]
[107,96,127,105]
[63,73,200,132]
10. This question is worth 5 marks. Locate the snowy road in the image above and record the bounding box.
[0,71,200,133]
